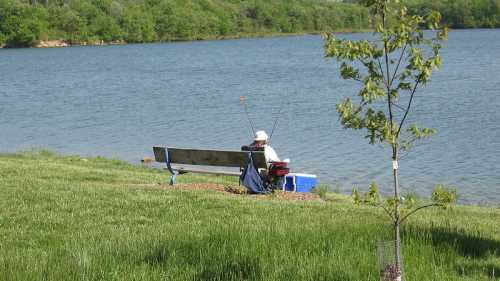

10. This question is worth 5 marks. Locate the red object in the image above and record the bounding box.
[269,161,289,176]
[272,168,290,176]
[269,161,287,167]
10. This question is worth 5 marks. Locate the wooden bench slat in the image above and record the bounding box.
[153,146,168,163]
[153,146,267,169]
[164,167,242,176]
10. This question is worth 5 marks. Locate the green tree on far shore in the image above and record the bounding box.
[122,6,156,43]
[0,0,47,47]
[1,0,499,48]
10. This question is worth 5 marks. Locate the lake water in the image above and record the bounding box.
[1,29,499,204]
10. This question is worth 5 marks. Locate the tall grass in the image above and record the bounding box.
[0,151,498,280]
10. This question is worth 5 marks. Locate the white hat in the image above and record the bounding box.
[254,130,269,141]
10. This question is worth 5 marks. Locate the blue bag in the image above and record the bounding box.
[240,152,269,194]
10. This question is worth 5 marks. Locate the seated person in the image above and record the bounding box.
[242,130,280,163]
[242,130,290,190]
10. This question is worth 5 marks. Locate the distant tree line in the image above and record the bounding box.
[347,0,500,28]
[0,0,498,48]
[0,0,370,47]
[404,0,500,28]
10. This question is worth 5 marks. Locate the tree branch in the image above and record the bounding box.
[389,43,408,88]
[379,5,397,147]
[383,39,395,146]
[376,58,385,84]
[396,75,421,137]
[391,101,406,111]
[398,136,419,151]
[400,203,441,224]
[384,47,391,90]
[352,77,364,83]
[397,139,418,160]
[379,203,396,220]
[397,150,411,160]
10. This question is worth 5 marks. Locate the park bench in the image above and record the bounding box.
[153,146,267,185]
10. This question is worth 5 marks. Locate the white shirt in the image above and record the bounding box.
[264,145,280,163]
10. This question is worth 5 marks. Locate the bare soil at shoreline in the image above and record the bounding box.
[2,29,371,49]
[159,182,322,202]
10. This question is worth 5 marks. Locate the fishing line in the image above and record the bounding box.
[240,96,256,137]
[268,90,288,144]
[240,93,287,143]
[268,105,284,144]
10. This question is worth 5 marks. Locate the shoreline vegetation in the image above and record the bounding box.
[0,150,499,280]
[27,29,371,49]
[1,0,500,49]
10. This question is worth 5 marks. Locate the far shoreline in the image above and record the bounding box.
[1,28,372,49]
[1,27,496,50]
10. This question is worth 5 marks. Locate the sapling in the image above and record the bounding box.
[324,0,455,279]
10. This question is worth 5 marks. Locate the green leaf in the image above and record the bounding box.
[359,0,376,7]
[336,99,364,130]
[432,184,458,207]
[352,187,361,205]
[340,63,360,81]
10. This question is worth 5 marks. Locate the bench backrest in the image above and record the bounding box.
[153,146,267,169]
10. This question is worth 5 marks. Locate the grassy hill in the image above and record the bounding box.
[0,151,499,280]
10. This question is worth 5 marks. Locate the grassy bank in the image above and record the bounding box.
[0,151,499,280]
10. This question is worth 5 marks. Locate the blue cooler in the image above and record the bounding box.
[284,173,317,192]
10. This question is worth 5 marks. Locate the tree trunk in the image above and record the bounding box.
[393,149,402,280]
[383,0,402,278]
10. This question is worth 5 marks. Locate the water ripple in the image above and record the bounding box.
[0,30,499,203]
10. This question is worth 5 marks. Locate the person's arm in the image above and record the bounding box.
[265,146,280,162]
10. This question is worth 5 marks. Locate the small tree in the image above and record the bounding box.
[324,0,452,279]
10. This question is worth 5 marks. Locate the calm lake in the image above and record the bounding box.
[1,29,499,204]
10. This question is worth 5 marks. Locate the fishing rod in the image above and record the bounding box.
[267,88,290,144]
[240,96,256,137]
[240,95,287,143]
[268,99,286,144]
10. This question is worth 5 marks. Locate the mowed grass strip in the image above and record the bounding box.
[0,151,498,281]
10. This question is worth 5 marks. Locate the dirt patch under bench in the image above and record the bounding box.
[159,182,322,202]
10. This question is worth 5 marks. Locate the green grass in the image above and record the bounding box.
[0,151,499,280]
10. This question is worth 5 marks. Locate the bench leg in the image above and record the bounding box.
[170,172,178,185]
[164,147,178,186]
